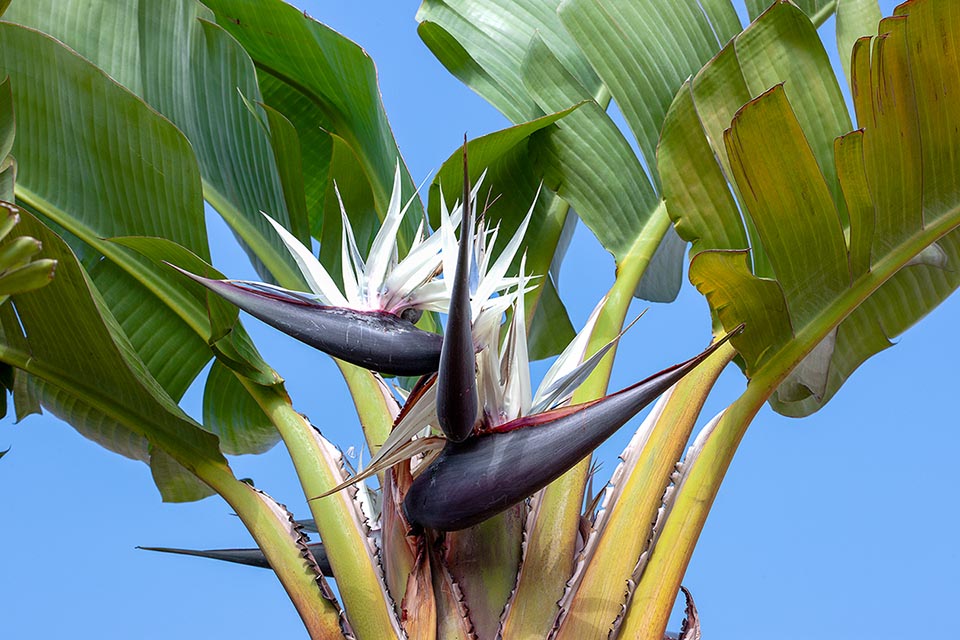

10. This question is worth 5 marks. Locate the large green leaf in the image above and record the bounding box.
[6,0,310,287]
[0,209,225,501]
[111,236,281,455]
[420,0,743,310]
[0,22,212,398]
[417,0,602,123]
[0,21,278,454]
[746,0,837,24]
[203,0,422,254]
[660,0,960,416]
[557,0,739,189]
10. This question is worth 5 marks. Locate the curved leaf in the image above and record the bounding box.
[6,0,311,286]
[0,20,291,454]
[0,21,215,402]
[661,0,960,417]
[0,208,225,501]
[417,0,602,123]
[203,0,422,253]
[421,0,744,308]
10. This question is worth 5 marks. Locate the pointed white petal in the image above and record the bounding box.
[261,212,348,306]
[478,334,505,425]
[336,192,361,303]
[366,166,431,307]
[367,380,440,471]
[531,307,644,413]
[473,185,540,311]
[402,280,450,312]
[499,257,532,419]
[381,211,446,311]
[364,162,406,305]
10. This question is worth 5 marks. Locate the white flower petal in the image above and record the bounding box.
[473,184,540,308]
[335,187,362,303]
[499,257,532,419]
[532,306,644,413]
[261,211,348,306]
[364,162,406,305]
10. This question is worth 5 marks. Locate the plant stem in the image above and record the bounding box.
[336,359,397,456]
[198,463,347,639]
[242,380,402,639]
[0,343,344,639]
[810,0,838,28]
[617,383,760,639]
[501,213,668,637]
[553,339,736,638]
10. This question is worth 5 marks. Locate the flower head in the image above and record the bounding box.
[173,159,529,376]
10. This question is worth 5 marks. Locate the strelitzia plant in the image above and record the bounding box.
[155,147,737,638]
[3,1,959,638]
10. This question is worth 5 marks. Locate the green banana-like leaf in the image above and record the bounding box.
[661,0,850,279]
[746,0,837,24]
[6,0,311,287]
[661,0,960,417]
[0,22,212,400]
[203,0,422,254]
[0,209,226,501]
[417,0,602,123]
[557,0,741,190]
[836,0,882,86]
[420,0,743,310]
[0,21,278,455]
[110,236,281,455]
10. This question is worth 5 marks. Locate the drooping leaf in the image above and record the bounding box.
[0,21,214,403]
[417,0,602,123]
[660,0,960,417]
[6,0,311,287]
[0,19,283,452]
[203,0,422,254]
[202,361,278,456]
[0,209,226,501]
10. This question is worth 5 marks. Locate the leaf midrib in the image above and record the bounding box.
[0,342,222,468]
[750,206,960,393]
[15,185,212,339]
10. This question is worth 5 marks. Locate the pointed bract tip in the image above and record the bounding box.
[435,139,479,442]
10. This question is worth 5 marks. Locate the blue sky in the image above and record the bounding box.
[3,1,957,638]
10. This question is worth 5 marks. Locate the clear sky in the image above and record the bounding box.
[2,1,956,639]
